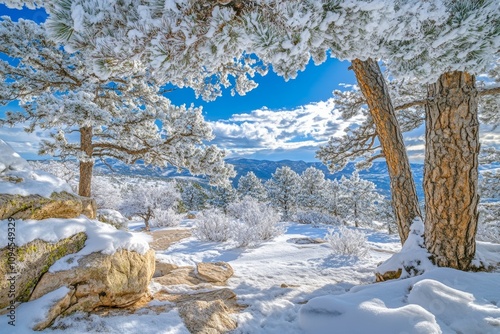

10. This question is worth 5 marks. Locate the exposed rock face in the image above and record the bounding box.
[0,192,85,220]
[0,232,87,309]
[153,261,234,287]
[156,288,239,334]
[196,262,234,284]
[154,266,206,286]
[31,249,155,315]
[81,197,97,219]
[178,300,237,334]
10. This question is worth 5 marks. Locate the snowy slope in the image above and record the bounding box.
[28,222,499,334]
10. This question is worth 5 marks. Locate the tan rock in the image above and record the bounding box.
[178,300,237,334]
[30,249,155,315]
[159,288,239,309]
[81,197,97,219]
[0,192,84,220]
[153,267,204,286]
[0,232,87,309]
[154,261,179,278]
[196,262,234,284]
[375,268,403,282]
[33,289,75,331]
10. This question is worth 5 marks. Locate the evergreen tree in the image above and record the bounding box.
[266,166,300,220]
[0,18,234,198]
[339,171,384,228]
[297,166,326,211]
[207,185,238,214]
[179,181,208,212]
[237,171,267,201]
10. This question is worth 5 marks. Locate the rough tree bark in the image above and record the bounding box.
[351,58,422,244]
[78,126,94,198]
[424,71,479,270]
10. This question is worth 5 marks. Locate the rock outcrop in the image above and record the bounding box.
[153,261,234,287]
[31,249,155,313]
[196,262,234,283]
[156,288,240,334]
[0,232,87,309]
[152,261,238,333]
[0,192,85,220]
[178,299,237,334]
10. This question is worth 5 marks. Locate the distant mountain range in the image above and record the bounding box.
[92,158,425,199]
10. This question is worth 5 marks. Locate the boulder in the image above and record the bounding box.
[154,267,206,286]
[30,249,155,316]
[178,300,237,334]
[158,289,239,334]
[0,232,87,309]
[196,262,234,284]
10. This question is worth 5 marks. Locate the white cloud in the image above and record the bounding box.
[210,98,364,160]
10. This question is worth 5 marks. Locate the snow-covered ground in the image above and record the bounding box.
[8,221,499,334]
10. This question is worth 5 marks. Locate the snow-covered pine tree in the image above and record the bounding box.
[265,166,300,220]
[339,171,384,228]
[297,166,326,212]
[179,181,208,212]
[207,185,238,214]
[0,18,234,197]
[237,171,267,202]
[322,179,343,218]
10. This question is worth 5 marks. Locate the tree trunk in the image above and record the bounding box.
[424,71,479,270]
[351,58,422,244]
[78,126,94,198]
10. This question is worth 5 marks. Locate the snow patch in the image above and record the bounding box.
[375,218,435,278]
[0,139,73,197]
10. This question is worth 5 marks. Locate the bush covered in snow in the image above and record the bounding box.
[228,197,284,247]
[194,198,284,247]
[193,208,232,242]
[149,208,183,228]
[477,202,500,243]
[325,226,369,258]
[293,211,341,227]
[96,209,129,230]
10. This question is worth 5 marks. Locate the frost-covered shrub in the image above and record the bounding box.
[293,211,341,226]
[92,175,123,210]
[193,208,232,242]
[477,202,500,243]
[97,209,129,230]
[228,197,284,246]
[150,208,183,228]
[325,226,369,258]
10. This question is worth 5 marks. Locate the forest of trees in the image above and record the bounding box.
[1,0,499,273]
